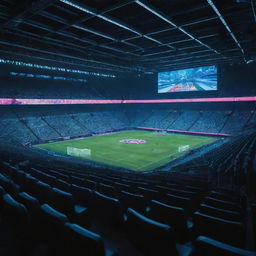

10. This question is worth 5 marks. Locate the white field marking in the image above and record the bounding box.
[135,151,179,171]
[134,139,213,171]
[95,141,203,170]
[91,152,136,166]
[95,149,150,169]
[76,136,215,170]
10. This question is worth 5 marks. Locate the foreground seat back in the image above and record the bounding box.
[200,203,241,222]
[34,180,52,203]
[120,190,146,213]
[23,174,38,194]
[161,193,193,213]
[40,173,56,187]
[63,223,106,256]
[210,191,240,203]
[2,193,30,231]
[149,199,188,241]
[51,187,74,217]
[0,185,6,196]
[97,183,116,197]
[39,204,69,245]
[17,192,40,216]
[193,212,244,248]
[55,179,71,192]
[204,197,241,212]
[126,208,177,256]
[0,173,17,194]
[70,175,85,186]
[93,191,123,225]
[190,236,256,256]
[137,187,160,200]
[70,184,93,207]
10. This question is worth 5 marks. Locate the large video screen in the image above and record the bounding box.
[158,65,217,93]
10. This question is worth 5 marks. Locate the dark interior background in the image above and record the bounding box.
[0,61,256,99]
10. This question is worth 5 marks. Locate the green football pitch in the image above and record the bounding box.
[34,130,218,171]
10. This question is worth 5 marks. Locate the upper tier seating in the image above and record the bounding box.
[0,108,254,144]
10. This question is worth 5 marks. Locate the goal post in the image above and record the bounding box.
[67,147,91,159]
[178,145,190,152]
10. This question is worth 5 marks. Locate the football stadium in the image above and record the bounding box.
[0,0,256,256]
[35,130,218,171]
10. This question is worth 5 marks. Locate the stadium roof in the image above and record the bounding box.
[0,0,256,72]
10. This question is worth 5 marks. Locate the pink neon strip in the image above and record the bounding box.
[137,126,231,137]
[0,96,255,105]
[0,98,122,105]
[124,96,256,103]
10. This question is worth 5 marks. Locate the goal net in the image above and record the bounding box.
[67,147,91,159]
[178,145,190,152]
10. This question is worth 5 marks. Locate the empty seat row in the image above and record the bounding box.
[192,211,245,248]
[0,163,250,254]
[191,236,256,256]
[0,187,116,256]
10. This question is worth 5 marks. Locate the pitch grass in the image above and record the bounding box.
[34,130,218,171]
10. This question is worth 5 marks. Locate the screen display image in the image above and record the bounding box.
[158,65,217,93]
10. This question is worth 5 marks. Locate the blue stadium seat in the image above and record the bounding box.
[0,173,17,194]
[119,190,146,213]
[204,197,242,212]
[93,191,123,225]
[2,193,32,255]
[22,174,38,194]
[209,191,240,203]
[190,236,256,256]
[17,192,41,224]
[125,208,177,256]
[83,179,97,190]
[55,178,71,191]
[160,193,193,214]
[2,193,31,243]
[39,204,69,253]
[33,180,52,203]
[136,186,160,200]
[192,211,245,248]
[199,203,241,222]
[97,182,117,198]
[70,175,85,186]
[148,199,191,242]
[70,183,93,207]
[51,187,92,227]
[63,222,117,256]
[113,181,131,192]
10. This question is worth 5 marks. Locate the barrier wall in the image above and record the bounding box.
[0,96,256,105]
[137,127,231,137]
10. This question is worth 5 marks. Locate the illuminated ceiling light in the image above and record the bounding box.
[97,15,141,36]
[59,0,141,36]
[135,0,177,27]
[59,0,95,15]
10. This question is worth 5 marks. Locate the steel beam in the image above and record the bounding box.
[135,0,223,56]
[59,0,176,50]
[207,0,245,58]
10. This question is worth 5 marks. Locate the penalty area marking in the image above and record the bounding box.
[135,151,179,171]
